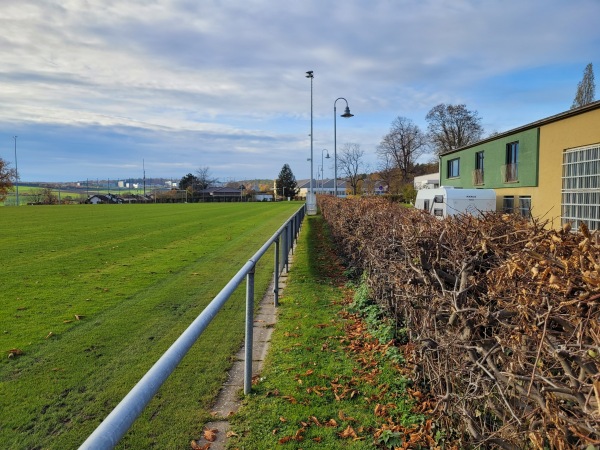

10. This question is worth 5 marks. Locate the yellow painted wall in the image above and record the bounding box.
[537,108,600,229]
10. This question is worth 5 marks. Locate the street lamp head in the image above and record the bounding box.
[305,70,314,78]
[325,150,330,159]
[341,106,354,118]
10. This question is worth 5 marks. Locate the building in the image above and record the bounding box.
[439,100,600,230]
[297,179,347,199]
[197,186,244,202]
[414,172,440,190]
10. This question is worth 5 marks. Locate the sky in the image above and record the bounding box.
[0,0,599,183]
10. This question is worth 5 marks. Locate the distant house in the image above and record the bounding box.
[297,179,347,198]
[197,186,244,202]
[121,194,152,204]
[253,193,273,201]
[414,172,440,190]
[85,194,123,204]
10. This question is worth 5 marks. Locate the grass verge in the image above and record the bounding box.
[228,215,433,450]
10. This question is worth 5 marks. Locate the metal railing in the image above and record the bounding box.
[79,205,306,450]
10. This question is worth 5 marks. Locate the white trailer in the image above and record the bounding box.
[415,187,496,218]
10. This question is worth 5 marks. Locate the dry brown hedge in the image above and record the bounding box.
[319,196,600,449]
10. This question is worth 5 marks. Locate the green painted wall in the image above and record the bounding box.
[440,128,539,188]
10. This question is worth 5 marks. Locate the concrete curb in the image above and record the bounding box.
[194,252,293,449]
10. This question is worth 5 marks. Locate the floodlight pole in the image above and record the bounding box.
[306,71,314,199]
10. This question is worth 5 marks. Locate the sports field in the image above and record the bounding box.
[0,202,301,449]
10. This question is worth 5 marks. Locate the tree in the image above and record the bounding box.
[338,143,367,195]
[179,173,200,191]
[571,63,596,109]
[377,116,427,182]
[376,153,403,195]
[426,104,483,155]
[276,164,298,199]
[196,166,217,190]
[0,158,16,202]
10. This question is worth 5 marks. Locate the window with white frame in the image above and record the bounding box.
[562,144,600,231]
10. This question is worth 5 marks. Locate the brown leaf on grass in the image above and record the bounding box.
[338,410,356,422]
[325,418,338,427]
[190,440,210,450]
[7,348,23,359]
[282,395,297,404]
[226,431,239,438]
[314,323,329,328]
[45,332,54,339]
[279,416,287,422]
[265,388,280,397]
[74,314,84,320]
[338,425,358,439]
[203,428,218,442]
[312,436,323,442]
[310,416,322,426]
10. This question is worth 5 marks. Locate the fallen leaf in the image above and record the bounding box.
[203,428,218,442]
[339,425,358,439]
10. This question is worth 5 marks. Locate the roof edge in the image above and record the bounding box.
[440,100,600,157]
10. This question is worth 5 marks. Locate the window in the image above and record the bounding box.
[473,151,484,185]
[504,142,519,182]
[503,196,514,213]
[518,196,531,218]
[562,144,600,231]
[423,199,430,211]
[447,158,460,178]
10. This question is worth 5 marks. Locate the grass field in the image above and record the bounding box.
[0,202,301,449]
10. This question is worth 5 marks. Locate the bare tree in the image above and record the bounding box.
[376,116,427,182]
[338,143,367,195]
[196,166,218,190]
[426,104,483,155]
[376,152,402,194]
[0,158,16,202]
[571,63,596,109]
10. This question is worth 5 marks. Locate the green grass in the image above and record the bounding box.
[229,215,424,449]
[0,202,301,449]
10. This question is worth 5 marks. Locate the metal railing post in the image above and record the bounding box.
[274,237,280,307]
[244,265,255,395]
[284,223,290,273]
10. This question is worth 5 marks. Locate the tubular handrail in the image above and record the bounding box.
[79,204,306,450]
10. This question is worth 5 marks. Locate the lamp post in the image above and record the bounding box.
[333,98,353,197]
[13,136,19,206]
[306,70,316,213]
[321,149,330,192]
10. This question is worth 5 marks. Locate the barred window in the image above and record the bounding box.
[518,196,532,218]
[562,144,600,231]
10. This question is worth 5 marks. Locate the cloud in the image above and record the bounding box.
[0,0,598,181]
